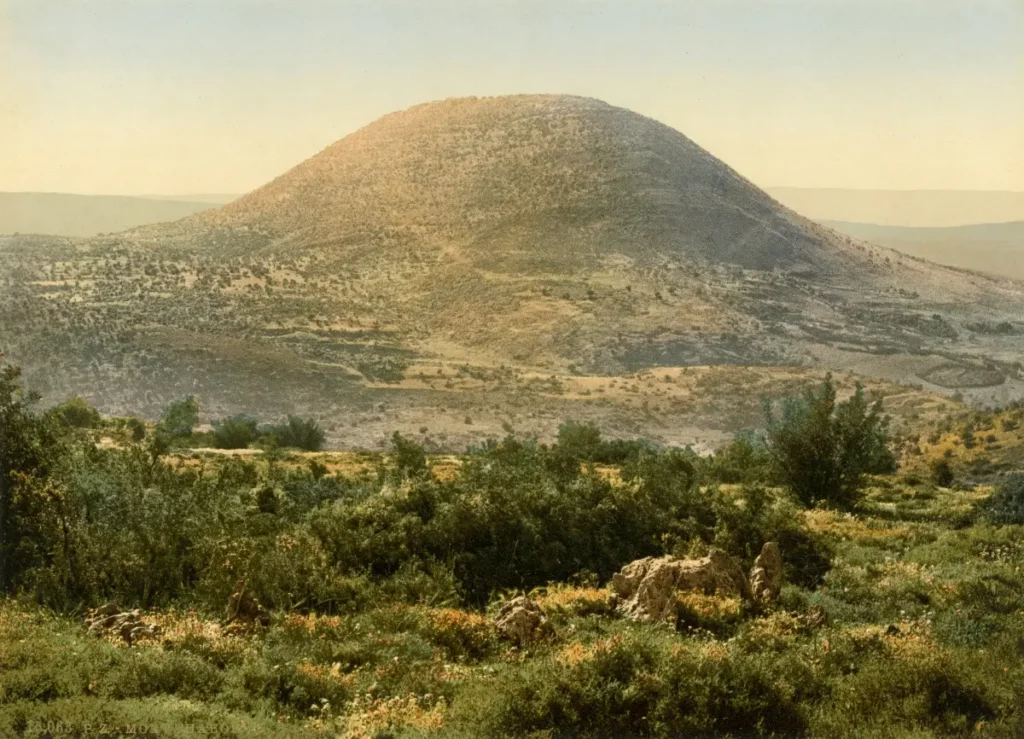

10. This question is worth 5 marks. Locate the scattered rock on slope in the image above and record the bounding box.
[749,541,783,604]
[494,596,554,645]
[85,603,161,645]
[610,549,751,624]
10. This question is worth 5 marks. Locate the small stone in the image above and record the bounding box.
[493,596,553,645]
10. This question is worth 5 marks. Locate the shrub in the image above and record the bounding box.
[962,423,976,449]
[51,397,101,429]
[555,420,603,461]
[555,420,657,464]
[0,362,64,592]
[157,396,200,437]
[708,433,772,484]
[458,634,807,738]
[764,375,894,510]
[126,417,147,442]
[931,458,955,488]
[213,415,258,449]
[982,474,1024,524]
[390,431,427,478]
[262,416,325,452]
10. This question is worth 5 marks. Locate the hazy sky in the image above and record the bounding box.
[2,0,1022,196]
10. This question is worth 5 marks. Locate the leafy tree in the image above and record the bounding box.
[391,431,427,477]
[930,458,955,488]
[764,375,893,510]
[962,423,976,449]
[158,395,200,437]
[213,415,258,449]
[0,361,61,589]
[709,432,772,484]
[556,420,603,462]
[126,417,147,442]
[51,396,101,429]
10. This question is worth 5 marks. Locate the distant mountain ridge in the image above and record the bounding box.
[823,220,1024,280]
[0,192,217,237]
[767,187,1024,228]
[824,220,1024,244]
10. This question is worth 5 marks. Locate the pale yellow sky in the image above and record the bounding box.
[2,0,1022,195]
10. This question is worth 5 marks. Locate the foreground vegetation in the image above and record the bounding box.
[4,362,1024,737]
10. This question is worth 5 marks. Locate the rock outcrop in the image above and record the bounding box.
[749,542,783,604]
[494,596,554,645]
[611,549,751,624]
[225,580,271,627]
[84,604,161,645]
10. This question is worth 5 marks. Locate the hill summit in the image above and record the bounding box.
[182,95,844,272]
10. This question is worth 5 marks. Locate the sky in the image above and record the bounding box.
[1,0,1022,196]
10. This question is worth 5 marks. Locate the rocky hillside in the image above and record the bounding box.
[2,96,1023,447]
[164,95,847,273]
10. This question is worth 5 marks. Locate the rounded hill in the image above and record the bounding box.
[188,94,837,271]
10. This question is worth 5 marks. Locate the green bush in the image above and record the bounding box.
[931,458,955,488]
[262,416,325,452]
[764,375,895,510]
[126,417,147,442]
[390,431,428,478]
[707,433,772,484]
[50,397,101,429]
[213,415,258,449]
[0,362,65,593]
[555,420,658,464]
[157,396,200,437]
[983,474,1024,525]
[456,633,807,738]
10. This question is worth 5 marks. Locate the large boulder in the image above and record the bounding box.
[749,542,783,604]
[494,596,554,645]
[611,549,751,624]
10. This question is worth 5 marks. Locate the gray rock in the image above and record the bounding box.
[84,605,161,645]
[749,541,783,604]
[611,549,750,624]
[494,596,553,645]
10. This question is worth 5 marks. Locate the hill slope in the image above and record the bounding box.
[164,95,845,273]
[2,96,1024,447]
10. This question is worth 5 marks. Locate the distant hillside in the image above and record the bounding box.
[140,194,240,204]
[825,220,1024,280]
[2,95,1024,448]
[0,193,217,237]
[767,188,1024,228]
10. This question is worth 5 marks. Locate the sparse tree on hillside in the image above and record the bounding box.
[263,415,325,452]
[51,396,102,429]
[391,431,427,478]
[158,396,200,437]
[556,420,603,462]
[0,360,60,589]
[764,375,894,510]
[213,415,258,449]
[931,458,955,488]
